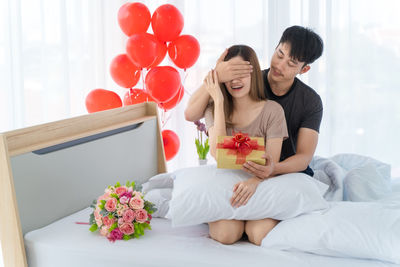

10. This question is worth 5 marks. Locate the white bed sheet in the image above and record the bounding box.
[24,208,399,267]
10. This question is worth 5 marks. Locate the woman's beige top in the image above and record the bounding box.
[204,100,288,141]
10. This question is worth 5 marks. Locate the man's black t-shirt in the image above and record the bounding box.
[262,69,323,176]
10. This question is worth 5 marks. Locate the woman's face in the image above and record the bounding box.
[224,56,252,99]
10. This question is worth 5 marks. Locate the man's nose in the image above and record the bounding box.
[276,58,285,71]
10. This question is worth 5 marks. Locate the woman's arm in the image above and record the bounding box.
[230,138,283,207]
[203,70,226,159]
[184,49,252,122]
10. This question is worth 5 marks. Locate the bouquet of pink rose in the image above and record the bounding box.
[89,181,156,242]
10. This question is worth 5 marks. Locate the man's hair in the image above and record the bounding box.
[279,25,323,65]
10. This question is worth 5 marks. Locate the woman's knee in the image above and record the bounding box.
[209,220,244,245]
[245,218,279,246]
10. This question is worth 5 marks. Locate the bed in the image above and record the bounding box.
[1,102,399,267]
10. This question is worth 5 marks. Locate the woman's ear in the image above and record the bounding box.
[300,65,310,74]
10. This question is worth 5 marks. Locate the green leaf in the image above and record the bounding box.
[100,209,108,217]
[89,224,98,232]
[109,222,118,232]
[115,181,121,188]
[90,199,97,209]
[89,213,95,225]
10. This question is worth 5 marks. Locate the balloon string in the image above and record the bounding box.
[161,108,166,128]
[181,69,192,96]
[162,111,172,127]
[141,68,147,101]
[128,88,133,105]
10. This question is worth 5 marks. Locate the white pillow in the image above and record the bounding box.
[144,188,172,218]
[344,163,392,201]
[262,201,400,264]
[331,153,391,182]
[168,165,328,227]
[142,172,174,192]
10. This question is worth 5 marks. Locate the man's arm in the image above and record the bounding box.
[272,128,318,175]
[184,82,210,122]
[184,49,253,122]
[242,128,318,178]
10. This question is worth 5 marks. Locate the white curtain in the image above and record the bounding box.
[1,0,400,176]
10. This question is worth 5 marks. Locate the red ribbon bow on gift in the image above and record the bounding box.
[217,132,265,164]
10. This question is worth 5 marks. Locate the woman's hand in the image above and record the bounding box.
[230,177,262,208]
[204,69,224,104]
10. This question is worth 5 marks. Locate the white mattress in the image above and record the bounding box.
[24,208,397,267]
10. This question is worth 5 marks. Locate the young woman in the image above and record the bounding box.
[203,45,288,246]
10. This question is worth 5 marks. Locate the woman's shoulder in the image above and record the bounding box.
[262,99,284,114]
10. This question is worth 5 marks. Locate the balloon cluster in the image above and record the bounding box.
[85,2,200,161]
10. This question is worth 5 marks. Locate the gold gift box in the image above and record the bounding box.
[216,135,266,169]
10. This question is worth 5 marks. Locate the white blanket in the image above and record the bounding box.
[264,154,400,264]
[143,154,400,263]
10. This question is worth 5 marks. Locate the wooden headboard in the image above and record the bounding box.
[0,103,167,267]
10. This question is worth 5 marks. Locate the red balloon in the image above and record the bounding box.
[85,89,122,113]
[110,54,141,88]
[123,88,155,106]
[118,2,151,36]
[145,66,181,103]
[162,129,180,161]
[148,41,167,68]
[158,85,184,111]
[126,33,166,69]
[151,4,184,42]
[168,35,200,69]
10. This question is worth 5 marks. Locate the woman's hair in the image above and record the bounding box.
[212,45,265,128]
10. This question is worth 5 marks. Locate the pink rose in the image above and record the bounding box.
[117,204,129,216]
[105,198,117,212]
[95,217,103,227]
[100,226,109,236]
[102,216,115,227]
[129,196,144,210]
[94,208,101,220]
[119,223,135,235]
[115,186,128,196]
[118,218,124,225]
[135,209,148,223]
[122,209,136,223]
[97,192,110,202]
[132,191,143,198]
[119,196,129,205]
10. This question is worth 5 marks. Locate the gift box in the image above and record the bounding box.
[216,132,266,169]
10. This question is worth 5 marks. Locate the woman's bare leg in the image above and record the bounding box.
[245,218,279,246]
[208,220,245,245]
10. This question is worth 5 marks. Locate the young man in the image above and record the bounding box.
[185,25,324,181]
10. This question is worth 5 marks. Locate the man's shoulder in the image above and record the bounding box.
[294,77,322,103]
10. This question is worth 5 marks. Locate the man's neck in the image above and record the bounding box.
[267,71,295,96]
